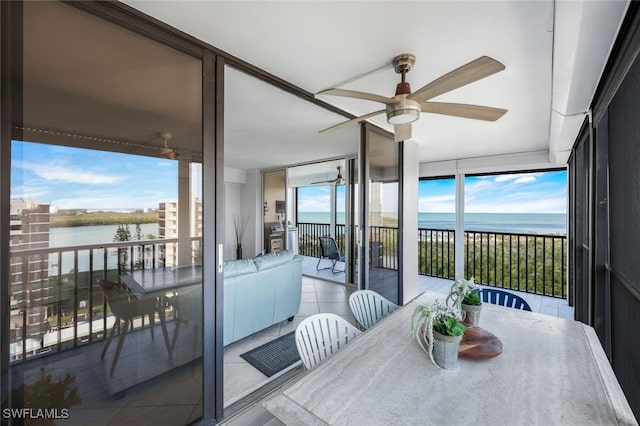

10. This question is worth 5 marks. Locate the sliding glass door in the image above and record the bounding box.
[360,125,401,304]
[1,2,220,423]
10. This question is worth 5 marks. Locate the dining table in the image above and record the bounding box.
[263,291,637,425]
[119,265,202,299]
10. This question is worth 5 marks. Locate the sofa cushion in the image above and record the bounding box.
[223,259,258,278]
[253,250,295,271]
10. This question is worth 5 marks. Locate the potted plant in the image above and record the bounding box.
[233,215,250,260]
[409,300,467,369]
[446,277,482,325]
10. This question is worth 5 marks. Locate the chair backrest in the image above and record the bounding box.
[97,279,132,302]
[480,288,532,311]
[318,236,339,259]
[295,313,361,369]
[349,290,399,330]
[173,286,203,324]
[98,278,152,318]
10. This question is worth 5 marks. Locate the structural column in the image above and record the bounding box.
[455,173,465,279]
[177,158,192,266]
[402,140,419,303]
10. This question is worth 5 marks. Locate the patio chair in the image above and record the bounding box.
[316,236,345,274]
[167,286,202,361]
[98,279,171,377]
[349,290,399,330]
[295,313,361,369]
[480,288,532,311]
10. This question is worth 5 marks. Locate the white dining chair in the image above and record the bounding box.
[349,290,399,330]
[295,313,361,370]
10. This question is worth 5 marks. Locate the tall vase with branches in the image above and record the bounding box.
[234,216,250,260]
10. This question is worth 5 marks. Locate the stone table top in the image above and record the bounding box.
[263,291,637,425]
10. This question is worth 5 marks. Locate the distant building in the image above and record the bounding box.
[158,197,203,267]
[158,201,178,267]
[9,200,53,352]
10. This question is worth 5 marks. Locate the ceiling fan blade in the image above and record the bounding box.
[421,102,507,121]
[318,88,396,105]
[319,109,386,134]
[394,123,412,143]
[408,56,505,102]
[310,180,334,185]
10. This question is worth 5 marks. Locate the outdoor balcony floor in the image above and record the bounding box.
[301,255,574,320]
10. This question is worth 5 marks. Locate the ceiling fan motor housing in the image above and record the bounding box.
[387,96,421,124]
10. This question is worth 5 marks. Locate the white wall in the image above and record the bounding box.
[224,167,262,260]
[242,169,262,258]
[402,141,419,303]
[224,182,242,260]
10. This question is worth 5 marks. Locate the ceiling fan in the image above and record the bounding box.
[318,54,508,142]
[311,166,345,185]
[158,132,179,160]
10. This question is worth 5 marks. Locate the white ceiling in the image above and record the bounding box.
[28,1,629,175]
[123,0,628,172]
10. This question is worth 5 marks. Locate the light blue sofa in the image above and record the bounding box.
[223,250,303,346]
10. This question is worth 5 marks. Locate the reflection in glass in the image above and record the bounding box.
[366,129,400,304]
[8,2,204,424]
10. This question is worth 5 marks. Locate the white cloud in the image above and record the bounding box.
[494,173,542,183]
[467,196,567,214]
[297,194,331,212]
[10,184,49,201]
[514,176,536,184]
[418,194,455,212]
[21,162,123,185]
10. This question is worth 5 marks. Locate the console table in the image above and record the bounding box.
[263,292,637,425]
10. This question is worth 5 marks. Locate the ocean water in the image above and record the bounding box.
[297,212,567,235]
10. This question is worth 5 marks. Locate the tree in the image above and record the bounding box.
[113,224,132,272]
[113,224,131,242]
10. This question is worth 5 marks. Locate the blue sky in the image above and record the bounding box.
[11,141,178,211]
[13,141,567,214]
[299,170,567,214]
[421,171,567,213]
[297,185,347,213]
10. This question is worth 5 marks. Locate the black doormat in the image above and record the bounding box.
[240,331,300,377]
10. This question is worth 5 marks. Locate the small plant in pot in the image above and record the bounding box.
[447,277,482,326]
[409,300,467,369]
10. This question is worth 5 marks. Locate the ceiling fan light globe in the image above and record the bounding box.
[388,110,419,124]
[387,98,421,124]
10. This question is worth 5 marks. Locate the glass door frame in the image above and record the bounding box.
[0,1,224,423]
[357,123,403,305]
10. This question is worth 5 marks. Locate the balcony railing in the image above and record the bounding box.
[299,223,567,299]
[8,237,201,362]
[465,231,567,299]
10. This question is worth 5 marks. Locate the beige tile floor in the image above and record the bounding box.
[220,271,575,425]
[223,276,356,407]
